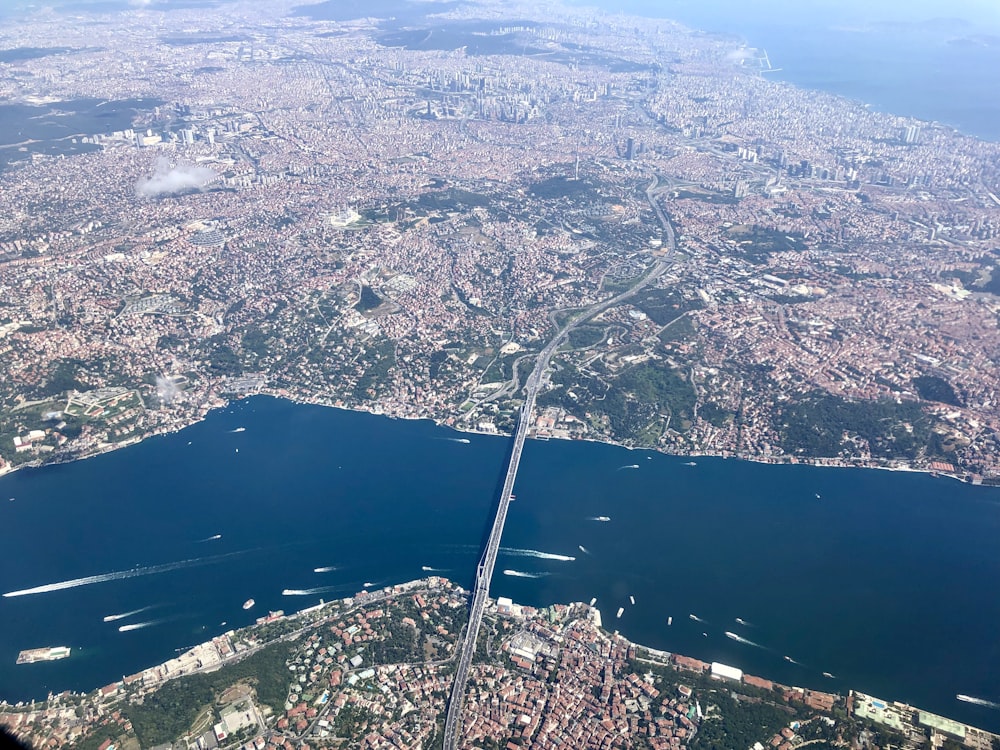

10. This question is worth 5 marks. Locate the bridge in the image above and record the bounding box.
[441,178,676,750]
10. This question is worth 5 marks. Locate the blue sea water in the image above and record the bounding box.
[2,396,1000,731]
[594,0,1000,141]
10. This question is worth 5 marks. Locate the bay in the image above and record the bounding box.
[592,0,1000,142]
[1,396,1000,733]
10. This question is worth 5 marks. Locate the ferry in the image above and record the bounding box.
[242,599,255,610]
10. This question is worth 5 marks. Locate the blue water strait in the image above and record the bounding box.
[2,396,1000,730]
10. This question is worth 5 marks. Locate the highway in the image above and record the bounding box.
[441,178,676,750]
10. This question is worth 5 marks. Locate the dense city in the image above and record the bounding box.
[3,577,998,750]
[3,0,1000,747]
[0,0,998,483]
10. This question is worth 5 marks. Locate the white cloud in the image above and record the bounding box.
[137,158,218,197]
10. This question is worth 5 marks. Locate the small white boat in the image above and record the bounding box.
[616,607,624,618]
[242,599,254,610]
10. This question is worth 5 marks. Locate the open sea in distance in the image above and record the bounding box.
[594,0,1000,142]
[1,396,1000,730]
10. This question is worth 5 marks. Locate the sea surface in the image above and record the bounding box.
[584,0,1000,142]
[2,396,1000,730]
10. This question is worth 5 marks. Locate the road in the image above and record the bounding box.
[441,178,678,749]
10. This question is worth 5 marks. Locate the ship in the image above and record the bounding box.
[17,646,71,664]
[242,599,255,610]
[629,595,635,605]
[616,607,624,618]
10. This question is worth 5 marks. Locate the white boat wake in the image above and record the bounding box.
[500,547,575,562]
[586,516,611,522]
[119,620,162,632]
[197,534,222,543]
[230,427,246,433]
[957,695,1000,709]
[725,631,766,649]
[4,549,253,598]
[578,545,591,555]
[617,464,640,470]
[282,586,341,596]
[503,570,547,579]
[783,655,801,665]
[734,617,753,627]
[313,566,338,573]
[103,605,156,623]
[689,614,705,623]
[421,566,447,572]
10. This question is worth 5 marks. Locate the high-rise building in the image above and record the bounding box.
[903,125,920,144]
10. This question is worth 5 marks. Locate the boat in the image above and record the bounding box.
[815,493,821,499]
[683,461,697,466]
[616,607,624,618]
[589,597,597,606]
[363,582,374,588]
[242,599,255,610]
[822,672,836,679]
[667,616,672,626]
[594,516,611,522]
[17,646,71,664]
[735,617,748,626]
[629,595,635,605]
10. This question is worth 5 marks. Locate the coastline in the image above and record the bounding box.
[0,388,986,487]
[4,577,998,746]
